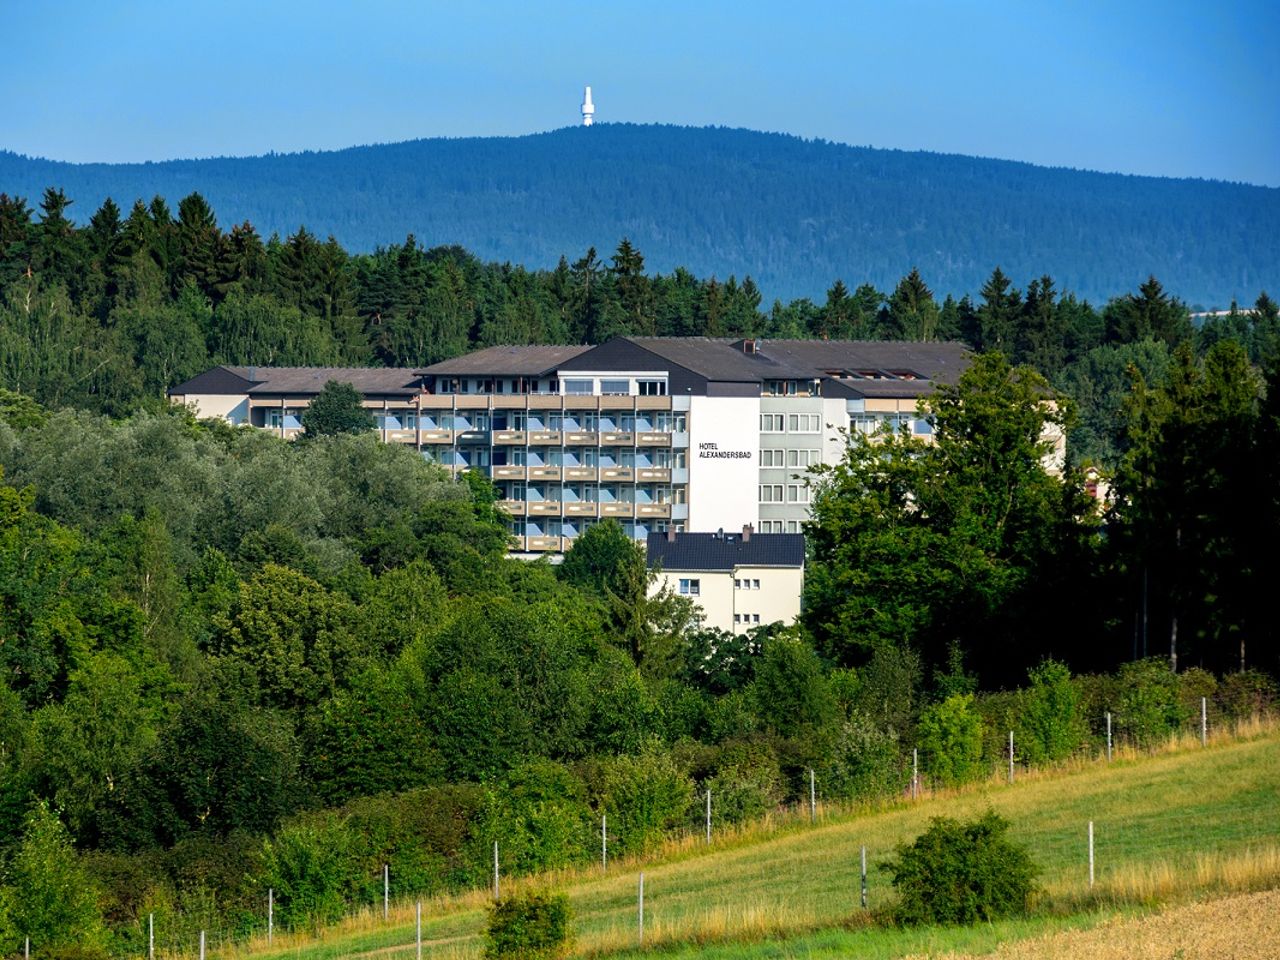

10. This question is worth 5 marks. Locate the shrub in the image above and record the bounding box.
[595,748,693,856]
[818,712,903,802]
[917,694,985,787]
[880,810,1039,925]
[1016,660,1088,764]
[1115,658,1181,746]
[701,755,784,826]
[472,760,595,879]
[485,890,571,960]
[262,814,354,930]
[1216,670,1278,720]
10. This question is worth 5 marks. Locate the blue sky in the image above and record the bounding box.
[4,0,1278,185]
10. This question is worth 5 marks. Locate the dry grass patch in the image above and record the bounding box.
[916,888,1280,960]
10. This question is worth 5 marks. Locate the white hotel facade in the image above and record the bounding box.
[170,337,971,551]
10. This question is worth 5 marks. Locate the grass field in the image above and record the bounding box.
[212,722,1280,960]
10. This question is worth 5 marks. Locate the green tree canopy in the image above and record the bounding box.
[300,380,375,437]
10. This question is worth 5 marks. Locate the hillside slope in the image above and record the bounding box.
[3,125,1278,305]
[229,729,1280,959]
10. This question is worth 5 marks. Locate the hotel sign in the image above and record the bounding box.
[698,442,752,460]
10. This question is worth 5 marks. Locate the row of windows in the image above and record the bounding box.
[497,484,685,504]
[760,413,823,433]
[850,413,933,436]
[759,484,811,503]
[492,449,687,468]
[734,613,763,625]
[562,378,668,396]
[759,448,821,468]
[734,578,762,590]
[757,520,803,534]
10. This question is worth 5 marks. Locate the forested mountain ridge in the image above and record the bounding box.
[2,123,1276,306]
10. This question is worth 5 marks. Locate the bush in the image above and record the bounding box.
[1216,670,1278,720]
[1115,659,1181,746]
[595,748,693,856]
[472,760,595,879]
[818,712,903,802]
[751,634,838,738]
[917,694,985,787]
[485,890,571,960]
[880,810,1039,925]
[1016,660,1088,764]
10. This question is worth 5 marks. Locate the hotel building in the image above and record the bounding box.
[170,337,972,552]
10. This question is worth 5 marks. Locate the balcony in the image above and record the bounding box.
[492,466,527,480]
[383,430,418,444]
[600,502,635,518]
[528,430,562,445]
[563,502,599,517]
[420,429,454,443]
[637,503,672,518]
[498,499,527,516]
[600,432,634,445]
[563,466,598,481]
[525,536,564,552]
[528,466,562,480]
[601,466,634,481]
[637,467,671,482]
[527,501,563,516]
[456,429,489,443]
[565,431,598,445]
[493,430,526,444]
[637,432,672,447]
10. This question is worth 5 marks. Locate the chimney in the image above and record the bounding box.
[666,528,676,543]
[743,338,757,355]
[742,524,752,542]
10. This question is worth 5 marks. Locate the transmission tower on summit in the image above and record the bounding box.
[581,86,595,126]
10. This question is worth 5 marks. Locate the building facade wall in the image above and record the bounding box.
[651,565,803,633]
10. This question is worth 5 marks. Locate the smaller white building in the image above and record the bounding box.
[647,528,805,633]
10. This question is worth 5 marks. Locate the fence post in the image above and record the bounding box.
[268,888,273,946]
[809,768,816,823]
[1106,712,1112,761]
[860,845,868,909]
[602,814,608,872]
[494,841,500,899]
[416,900,422,960]
[912,748,919,799]
[24,937,29,960]
[384,863,389,920]
[148,912,154,960]
[1008,730,1015,784]
[199,930,206,960]
[1201,696,1208,746]
[638,872,645,946]
[1088,820,1095,888]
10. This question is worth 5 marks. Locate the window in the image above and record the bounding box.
[759,484,783,503]
[786,520,800,533]
[764,379,797,396]
[734,578,742,589]
[759,449,784,467]
[601,379,630,395]
[786,448,821,468]
[480,379,495,393]
[638,379,667,396]
[679,578,701,596]
[760,413,785,432]
[914,418,934,435]
[734,614,742,624]
[787,484,810,503]
[787,413,821,433]
[752,579,760,590]
[753,614,761,624]
[564,378,593,395]
[759,520,783,533]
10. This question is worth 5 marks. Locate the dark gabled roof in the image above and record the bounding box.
[420,345,592,377]
[825,378,941,400]
[646,532,806,572]
[622,337,777,382]
[245,367,424,396]
[168,366,259,396]
[740,339,971,384]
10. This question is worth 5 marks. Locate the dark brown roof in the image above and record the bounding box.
[169,366,258,396]
[245,367,424,396]
[420,345,592,377]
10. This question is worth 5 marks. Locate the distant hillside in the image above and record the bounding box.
[2,124,1277,306]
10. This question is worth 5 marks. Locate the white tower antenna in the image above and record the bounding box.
[581,85,595,126]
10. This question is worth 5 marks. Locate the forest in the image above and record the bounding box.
[0,186,1278,955]
[3,124,1278,305]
